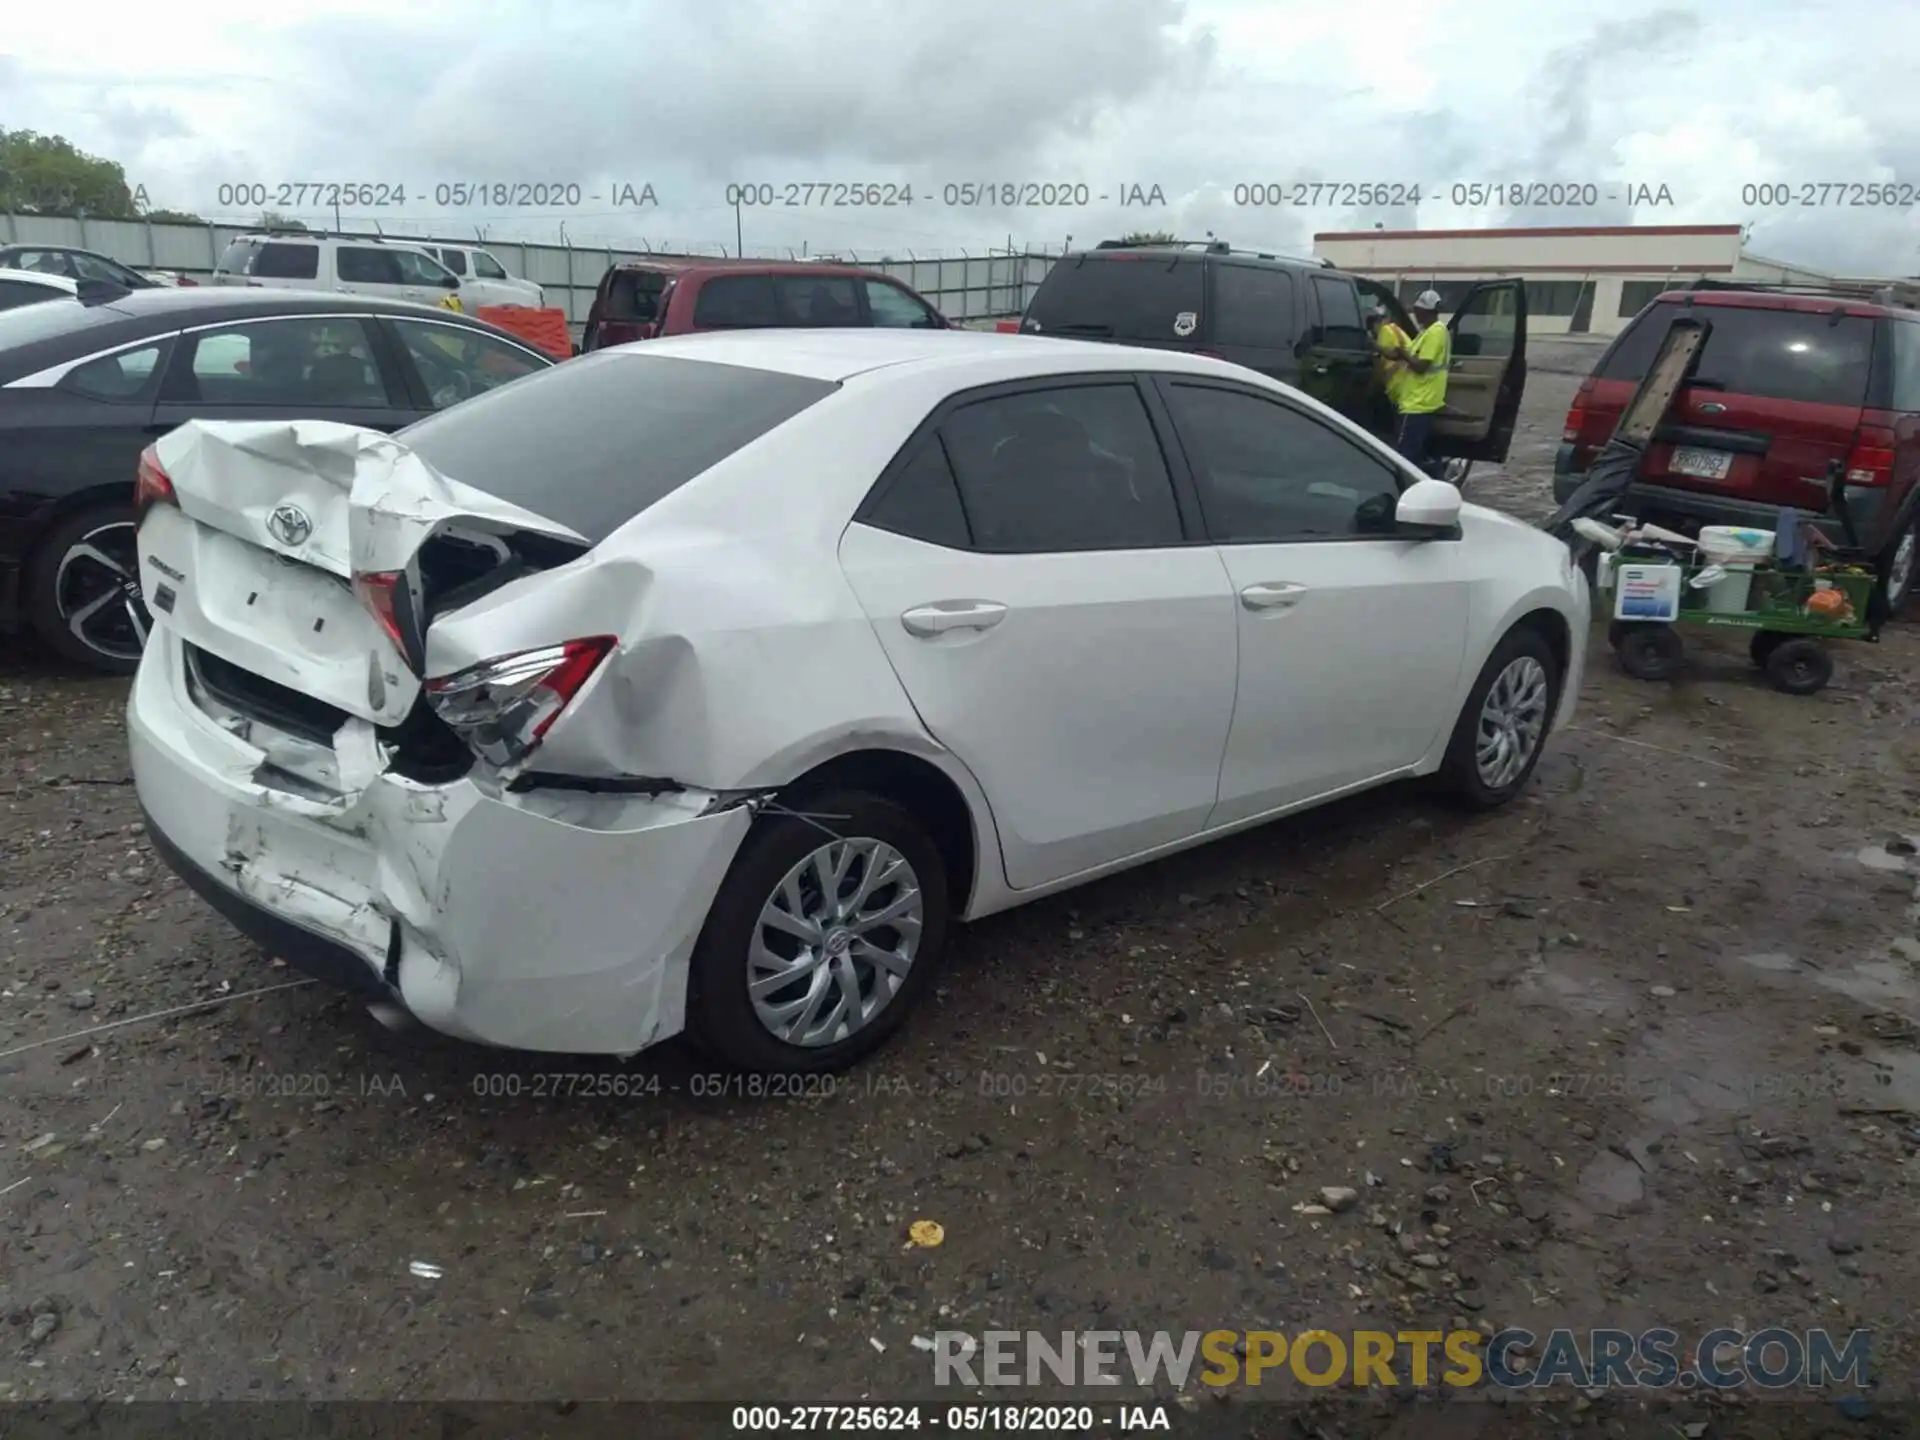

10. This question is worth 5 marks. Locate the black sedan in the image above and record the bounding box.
[0,287,556,673]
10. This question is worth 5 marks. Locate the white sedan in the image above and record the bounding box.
[127,330,1588,1071]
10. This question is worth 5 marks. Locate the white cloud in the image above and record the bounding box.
[3,0,1917,272]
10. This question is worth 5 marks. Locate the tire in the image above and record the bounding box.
[24,503,149,675]
[1881,519,1918,616]
[1436,625,1561,810]
[1764,637,1833,695]
[1615,624,1683,682]
[684,790,950,1073]
[1749,629,1789,667]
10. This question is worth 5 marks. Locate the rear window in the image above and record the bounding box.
[604,269,667,321]
[1600,300,1876,407]
[1023,255,1206,342]
[396,353,839,543]
[0,297,118,356]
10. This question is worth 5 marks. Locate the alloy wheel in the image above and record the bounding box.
[54,521,149,664]
[1475,655,1549,790]
[748,837,924,1048]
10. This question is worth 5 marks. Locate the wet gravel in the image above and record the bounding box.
[3,341,1919,1427]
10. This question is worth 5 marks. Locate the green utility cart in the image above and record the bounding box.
[1606,559,1880,695]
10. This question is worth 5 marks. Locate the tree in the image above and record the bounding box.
[1120,230,1179,244]
[142,208,206,224]
[0,129,138,216]
[259,211,308,231]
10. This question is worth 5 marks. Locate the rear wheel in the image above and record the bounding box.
[25,503,149,674]
[1764,637,1833,695]
[685,791,950,1073]
[1881,519,1917,615]
[1436,626,1560,810]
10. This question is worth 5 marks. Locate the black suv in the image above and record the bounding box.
[1018,240,1529,477]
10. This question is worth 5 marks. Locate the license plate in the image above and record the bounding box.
[1671,446,1733,480]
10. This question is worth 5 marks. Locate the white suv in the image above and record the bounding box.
[211,233,471,311]
[417,243,543,308]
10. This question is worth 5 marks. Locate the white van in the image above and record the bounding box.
[417,244,543,308]
[211,233,472,311]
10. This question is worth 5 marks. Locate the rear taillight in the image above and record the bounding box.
[1844,420,1897,487]
[424,637,615,767]
[135,446,176,515]
[1562,380,1595,444]
[352,571,413,658]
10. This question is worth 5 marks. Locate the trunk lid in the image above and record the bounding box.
[137,419,590,729]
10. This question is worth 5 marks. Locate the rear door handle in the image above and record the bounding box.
[1240,582,1308,611]
[901,601,1007,637]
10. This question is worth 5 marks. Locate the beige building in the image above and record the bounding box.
[1312,224,1836,338]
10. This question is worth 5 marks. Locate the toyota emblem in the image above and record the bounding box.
[267,503,313,547]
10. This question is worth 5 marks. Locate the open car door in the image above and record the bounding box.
[1430,278,1527,463]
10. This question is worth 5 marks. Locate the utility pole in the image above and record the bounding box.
[734,198,743,258]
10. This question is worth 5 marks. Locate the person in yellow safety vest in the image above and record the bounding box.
[1370,308,1412,411]
[1378,288,1451,467]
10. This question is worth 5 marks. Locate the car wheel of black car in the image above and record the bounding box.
[26,504,150,674]
[684,790,950,1073]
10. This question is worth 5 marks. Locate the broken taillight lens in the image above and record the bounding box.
[135,446,176,515]
[424,637,615,768]
[353,571,413,659]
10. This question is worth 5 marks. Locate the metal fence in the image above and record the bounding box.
[0,214,1062,335]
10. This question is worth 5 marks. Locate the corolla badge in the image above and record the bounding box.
[267,503,313,547]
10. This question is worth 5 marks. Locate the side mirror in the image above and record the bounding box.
[1395,477,1462,537]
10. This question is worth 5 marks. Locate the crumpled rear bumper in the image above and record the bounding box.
[128,633,753,1055]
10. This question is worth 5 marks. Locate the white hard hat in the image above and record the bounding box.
[1414,289,1444,310]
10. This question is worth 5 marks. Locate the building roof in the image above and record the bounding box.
[1314,224,1744,242]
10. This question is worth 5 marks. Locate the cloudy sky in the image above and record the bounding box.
[4,0,1918,274]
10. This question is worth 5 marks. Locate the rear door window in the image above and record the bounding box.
[1601,301,1876,406]
[253,243,320,280]
[396,353,840,542]
[1214,265,1297,349]
[776,275,861,326]
[437,249,469,276]
[337,247,404,285]
[1892,321,1920,412]
[62,344,167,403]
[693,275,779,328]
[937,382,1185,551]
[1023,256,1206,342]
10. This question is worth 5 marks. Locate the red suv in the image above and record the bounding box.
[1554,282,1920,609]
[580,258,953,350]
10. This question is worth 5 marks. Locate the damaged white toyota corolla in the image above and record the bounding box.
[128,330,1589,1071]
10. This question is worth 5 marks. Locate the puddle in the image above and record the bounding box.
[1634,1013,1774,1127]
[1739,952,1799,973]
[1858,1049,1920,1112]
[1857,845,1916,874]
[1576,1150,1646,1216]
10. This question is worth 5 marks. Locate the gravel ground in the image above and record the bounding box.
[4,339,1920,1433]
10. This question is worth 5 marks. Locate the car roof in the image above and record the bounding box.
[607,255,897,281]
[606,327,1243,383]
[1650,288,1915,322]
[0,288,555,384]
[0,267,77,292]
